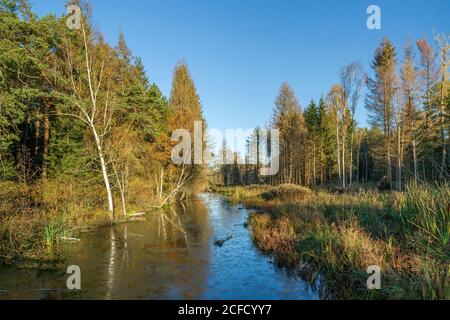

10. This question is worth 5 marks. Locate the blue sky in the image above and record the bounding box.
[34,0,449,132]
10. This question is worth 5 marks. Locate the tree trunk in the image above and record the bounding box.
[42,100,50,180]
[342,130,346,189]
[34,116,40,159]
[410,108,418,182]
[336,118,341,185]
[397,126,402,190]
[412,138,418,181]
[387,136,392,188]
[313,143,316,186]
[349,132,354,186]
[120,172,126,217]
[365,144,369,182]
[356,139,360,183]
[439,62,448,179]
[92,124,114,220]
[114,167,127,218]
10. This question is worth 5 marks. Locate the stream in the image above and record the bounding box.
[0,193,318,300]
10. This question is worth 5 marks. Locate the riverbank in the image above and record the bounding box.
[215,184,449,300]
[0,179,153,268]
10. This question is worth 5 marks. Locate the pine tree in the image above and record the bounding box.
[271,83,306,185]
[318,96,336,183]
[401,40,420,181]
[366,38,398,188]
[434,33,449,179]
[168,62,208,194]
[304,100,320,185]
[417,37,438,180]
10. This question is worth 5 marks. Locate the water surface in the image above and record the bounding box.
[0,194,318,300]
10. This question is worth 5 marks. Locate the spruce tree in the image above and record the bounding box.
[366,38,398,188]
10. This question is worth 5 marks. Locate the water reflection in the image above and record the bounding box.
[0,194,318,300]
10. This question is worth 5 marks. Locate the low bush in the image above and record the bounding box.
[261,184,311,202]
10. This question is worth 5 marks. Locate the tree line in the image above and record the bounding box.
[0,1,207,221]
[218,36,449,190]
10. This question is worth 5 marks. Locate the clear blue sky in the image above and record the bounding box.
[34,0,449,132]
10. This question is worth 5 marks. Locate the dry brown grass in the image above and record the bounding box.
[261,184,312,202]
[0,180,113,265]
[219,183,450,299]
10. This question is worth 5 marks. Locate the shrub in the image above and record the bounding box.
[261,184,311,202]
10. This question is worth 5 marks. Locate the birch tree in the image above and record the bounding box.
[59,22,117,220]
[340,62,366,187]
[434,33,449,179]
[328,84,347,188]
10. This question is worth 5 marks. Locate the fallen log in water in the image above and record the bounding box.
[127,217,146,222]
[60,237,81,242]
[128,212,146,217]
[214,235,234,247]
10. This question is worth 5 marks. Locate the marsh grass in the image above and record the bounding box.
[217,183,450,299]
[0,180,111,265]
[400,183,449,260]
[43,214,71,255]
